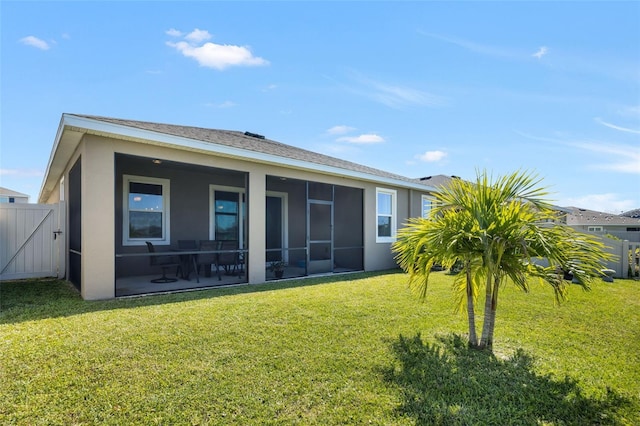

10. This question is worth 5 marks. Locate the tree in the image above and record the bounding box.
[393,170,613,350]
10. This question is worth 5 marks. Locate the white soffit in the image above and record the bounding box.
[38,125,83,203]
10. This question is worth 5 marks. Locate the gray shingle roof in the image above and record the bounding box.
[566,206,640,226]
[412,174,463,188]
[621,208,640,219]
[72,114,430,188]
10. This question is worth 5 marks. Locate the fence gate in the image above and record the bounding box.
[0,203,65,281]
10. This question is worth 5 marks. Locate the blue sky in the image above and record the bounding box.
[1,1,638,212]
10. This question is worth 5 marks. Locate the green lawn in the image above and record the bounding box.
[1,272,638,425]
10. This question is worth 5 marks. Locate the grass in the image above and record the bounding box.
[1,272,639,425]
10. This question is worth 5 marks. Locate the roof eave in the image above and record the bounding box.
[39,114,77,203]
[39,114,439,202]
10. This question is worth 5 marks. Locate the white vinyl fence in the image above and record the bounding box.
[0,203,65,280]
[598,235,640,279]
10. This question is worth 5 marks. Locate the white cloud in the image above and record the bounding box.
[421,31,552,64]
[532,46,548,59]
[348,72,448,109]
[337,134,385,144]
[184,28,212,43]
[204,100,236,109]
[594,117,640,134]
[416,150,447,162]
[327,125,355,135]
[19,36,50,50]
[557,193,636,214]
[166,28,183,37]
[367,79,447,109]
[618,105,640,118]
[571,141,640,174]
[419,31,517,59]
[166,29,269,71]
[0,168,44,177]
[262,84,277,92]
[515,131,640,174]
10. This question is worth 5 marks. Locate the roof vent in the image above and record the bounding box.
[244,131,265,139]
[419,176,432,181]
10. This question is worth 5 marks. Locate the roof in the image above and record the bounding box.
[40,114,438,202]
[621,208,640,219]
[414,174,462,188]
[0,187,29,198]
[566,206,640,226]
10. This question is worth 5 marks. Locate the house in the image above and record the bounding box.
[0,187,30,204]
[39,114,439,300]
[566,206,640,242]
[414,175,570,224]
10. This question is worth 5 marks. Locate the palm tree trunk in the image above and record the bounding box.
[483,275,501,349]
[479,273,494,349]
[466,265,478,347]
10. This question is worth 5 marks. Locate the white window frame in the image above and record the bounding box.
[421,194,432,219]
[587,226,603,232]
[123,175,171,246]
[421,194,441,219]
[376,188,397,243]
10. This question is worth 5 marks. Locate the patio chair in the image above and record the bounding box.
[145,241,181,283]
[216,240,239,281]
[177,239,197,250]
[196,240,218,280]
[176,239,199,281]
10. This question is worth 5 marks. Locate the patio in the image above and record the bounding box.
[112,154,364,297]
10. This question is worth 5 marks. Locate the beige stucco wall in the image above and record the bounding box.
[247,168,266,283]
[80,136,116,299]
[44,132,434,299]
[43,183,61,205]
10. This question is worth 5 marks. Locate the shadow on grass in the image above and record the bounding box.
[0,270,400,324]
[386,333,630,426]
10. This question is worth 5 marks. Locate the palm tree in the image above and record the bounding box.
[393,170,613,350]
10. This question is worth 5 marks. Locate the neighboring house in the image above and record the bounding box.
[0,187,29,204]
[566,206,640,241]
[39,114,439,300]
[621,208,640,219]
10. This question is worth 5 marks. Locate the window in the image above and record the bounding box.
[123,175,170,245]
[422,195,442,219]
[587,226,603,232]
[376,188,396,243]
[214,191,240,241]
[210,186,245,246]
[421,195,434,218]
